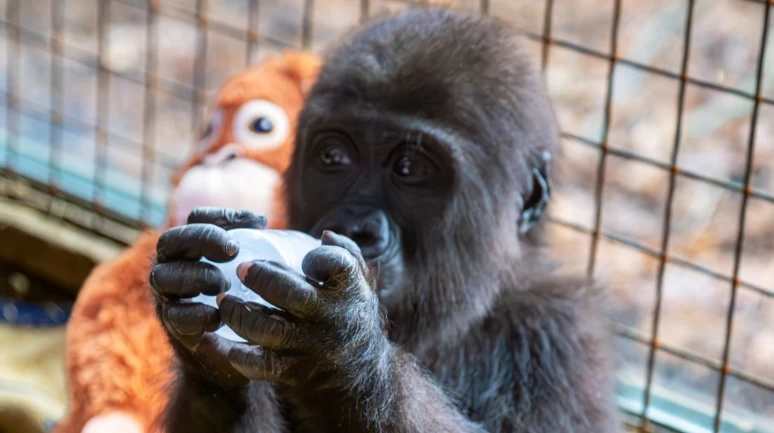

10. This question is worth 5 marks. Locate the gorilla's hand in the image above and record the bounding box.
[218,230,388,387]
[150,207,268,389]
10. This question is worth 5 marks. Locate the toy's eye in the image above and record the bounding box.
[200,108,224,150]
[250,117,274,133]
[233,100,289,151]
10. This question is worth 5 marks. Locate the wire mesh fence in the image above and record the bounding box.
[0,0,772,432]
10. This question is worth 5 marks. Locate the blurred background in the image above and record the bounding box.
[0,0,772,432]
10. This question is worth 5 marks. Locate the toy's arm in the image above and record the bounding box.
[56,232,172,433]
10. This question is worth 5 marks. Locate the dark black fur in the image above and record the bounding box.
[150,8,618,433]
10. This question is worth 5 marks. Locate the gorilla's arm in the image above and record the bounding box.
[212,231,482,433]
[287,282,616,433]
[218,243,614,433]
[163,373,282,433]
[149,209,286,432]
[288,346,485,433]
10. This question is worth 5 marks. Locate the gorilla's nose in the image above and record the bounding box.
[321,205,391,260]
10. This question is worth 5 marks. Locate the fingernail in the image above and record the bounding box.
[321,230,336,244]
[225,239,238,256]
[216,293,225,306]
[236,262,250,280]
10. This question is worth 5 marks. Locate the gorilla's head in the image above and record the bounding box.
[284,8,558,321]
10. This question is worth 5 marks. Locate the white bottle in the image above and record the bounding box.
[191,229,321,342]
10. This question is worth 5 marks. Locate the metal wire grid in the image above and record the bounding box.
[0,0,322,240]
[0,1,772,432]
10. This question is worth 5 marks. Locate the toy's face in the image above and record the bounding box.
[168,55,318,228]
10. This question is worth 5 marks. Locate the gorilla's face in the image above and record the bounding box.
[290,114,457,301]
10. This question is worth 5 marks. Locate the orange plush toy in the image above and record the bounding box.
[55,51,322,433]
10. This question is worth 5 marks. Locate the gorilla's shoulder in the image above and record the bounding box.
[489,271,611,328]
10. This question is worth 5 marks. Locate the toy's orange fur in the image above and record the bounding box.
[56,232,167,433]
[56,51,321,433]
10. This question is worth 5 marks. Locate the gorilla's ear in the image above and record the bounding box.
[518,151,552,234]
[277,51,323,96]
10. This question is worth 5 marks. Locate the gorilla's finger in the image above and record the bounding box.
[235,261,319,318]
[320,230,368,272]
[187,207,268,230]
[163,303,222,338]
[156,224,238,263]
[320,230,361,256]
[301,245,361,289]
[227,344,298,384]
[217,294,304,349]
[150,261,230,298]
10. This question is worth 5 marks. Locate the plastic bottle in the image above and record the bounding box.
[191,229,321,342]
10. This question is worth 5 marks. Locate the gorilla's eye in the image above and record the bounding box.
[392,153,434,184]
[250,117,273,134]
[321,145,351,166]
[395,156,413,177]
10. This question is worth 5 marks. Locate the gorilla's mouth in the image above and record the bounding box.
[365,241,405,299]
[364,243,399,269]
[306,207,404,299]
[369,223,402,263]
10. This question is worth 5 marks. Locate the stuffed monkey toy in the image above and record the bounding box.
[54,51,322,433]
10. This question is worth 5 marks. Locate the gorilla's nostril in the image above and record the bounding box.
[350,231,381,249]
[350,230,389,259]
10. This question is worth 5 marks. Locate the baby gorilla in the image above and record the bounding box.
[150,8,618,433]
